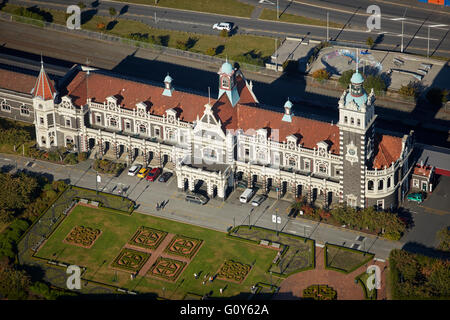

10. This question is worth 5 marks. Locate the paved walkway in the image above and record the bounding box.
[275,246,387,300]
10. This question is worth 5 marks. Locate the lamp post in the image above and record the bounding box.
[277,0,279,20]
[426,24,447,58]
[327,11,329,41]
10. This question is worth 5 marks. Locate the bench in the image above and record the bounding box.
[260,240,269,246]
[80,199,89,204]
[90,201,99,207]
[271,242,281,249]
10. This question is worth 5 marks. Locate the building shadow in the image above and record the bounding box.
[401,241,450,260]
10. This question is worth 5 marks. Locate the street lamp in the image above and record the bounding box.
[426,24,447,58]
[327,11,329,41]
[391,17,407,53]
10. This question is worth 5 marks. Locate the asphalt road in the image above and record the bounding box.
[0,154,405,259]
[6,0,450,57]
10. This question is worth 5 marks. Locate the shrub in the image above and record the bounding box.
[220,29,229,37]
[77,2,86,9]
[338,69,354,88]
[77,152,88,162]
[312,68,330,81]
[399,82,420,98]
[205,47,217,56]
[282,60,299,75]
[96,22,106,30]
[363,74,386,95]
[437,226,450,252]
[63,153,78,165]
[366,37,374,48]
[426,88,448,106]
[232,51,265,67]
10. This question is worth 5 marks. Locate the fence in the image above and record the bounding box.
[0,11,275,75]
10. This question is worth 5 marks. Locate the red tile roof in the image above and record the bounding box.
[66,69,341,153]
[0,68,38,95]
[413,164,432,177]
[373,134,403,169]
[32,66,56,100]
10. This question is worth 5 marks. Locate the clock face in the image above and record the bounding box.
[349,149,356,156]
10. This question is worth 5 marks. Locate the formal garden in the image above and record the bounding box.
[33,202,282,299]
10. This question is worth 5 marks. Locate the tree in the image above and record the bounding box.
[366,37,374,48]
[311,68,330,81]
[399,82,420,99]
[426,88,449,106]
[0,265,31,299]
[338,69,354,88]
[77,1,86,9]
[109,7,117,20]
[363,74,386,95]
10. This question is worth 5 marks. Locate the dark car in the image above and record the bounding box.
[185,193,209,205]
[158,171,173,183]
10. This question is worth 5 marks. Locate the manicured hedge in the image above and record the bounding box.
[324,243,374,274]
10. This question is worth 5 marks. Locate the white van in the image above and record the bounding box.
[239,188,255,203]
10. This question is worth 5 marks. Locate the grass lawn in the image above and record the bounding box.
[356,271,377,300]
[1,3,275,64]
[260,9,344,29]
[114,0,255,17]
[325,244,374,273]
[36,205,278,299]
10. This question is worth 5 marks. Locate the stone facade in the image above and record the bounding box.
[0,63,416,209]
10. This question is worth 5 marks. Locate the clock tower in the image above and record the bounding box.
[337,71,376,208]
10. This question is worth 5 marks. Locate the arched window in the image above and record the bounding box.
[378,180,384,190]
[344,116,348,123]
[351,117,354,125]
[1,101,11,112]
[368,180,374,190]
[288,158,296,168]
[139,124,146,134]
[357,119,361,126]
[387,177,391,188]
[109,118,117,127]
[221,76,229,89]
[20,105,30,116]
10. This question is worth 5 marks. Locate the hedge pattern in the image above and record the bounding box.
[217,260,252,283]
[303,285,337,300]
[128,226,168,250]
[111,248,150,272]
[148,257,186,282]
[163,235,203,259]
[63,225,101,248]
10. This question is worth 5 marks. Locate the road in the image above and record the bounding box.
[0,153,403,260]
[5,0,450,57]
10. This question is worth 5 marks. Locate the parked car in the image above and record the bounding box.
[185,192,209,205]
[213,22,232,31]
[158,171,173,183]
[128,164,142,176]
[251,194,267,207]
[137,167,150,178]
[145,167,161,181]
[407,192,423,203]
[239,188,255,203]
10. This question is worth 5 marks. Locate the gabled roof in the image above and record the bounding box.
[0,67,40,95]
[373,134,403,169]
[413,164,432,178]
[32,64,56,100]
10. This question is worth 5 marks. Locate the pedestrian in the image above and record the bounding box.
[209,276,213,282]
[219,288,223,295]
[194,273,198,279]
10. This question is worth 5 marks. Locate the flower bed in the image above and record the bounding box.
[148,257,186,282]
[128,226,168,250]
[302,285,337,300]
[111,248,150,273]
[163,235,203,259]
[216,260,252,284]
[63,225,101,248]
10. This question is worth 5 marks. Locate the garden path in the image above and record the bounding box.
[275,246,387,300]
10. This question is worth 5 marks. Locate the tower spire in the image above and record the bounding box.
[32,56,56,100]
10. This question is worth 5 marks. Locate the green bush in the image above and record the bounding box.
[0,219,30,259]
[63,153,78,165]
[437,226,450,252]
[399,82,420,98]
[312,68,330,81]
[338,70,354,88]
[426,88,448,106]
[220,29,229,37]
[205,47,217,56]
[366,37,374,48]
[232,51,265,67]
[77,152,88,162]
[363,74,386,95]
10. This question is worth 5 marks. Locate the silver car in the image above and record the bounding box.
[251,194,267,207]
[127,164,142,176]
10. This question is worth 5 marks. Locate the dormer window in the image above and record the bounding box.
[357,119,361,126]
[221,76,230,89]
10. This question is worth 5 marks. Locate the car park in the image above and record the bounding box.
[185,193,209,205]
[158,171,173,183]
[145,167,161,181]
[213,22,232,31]
[127,164,142,176]
[251,194,267,207]
[407,192,424,203]
[239,188,256,203]
[137,167,150,178]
